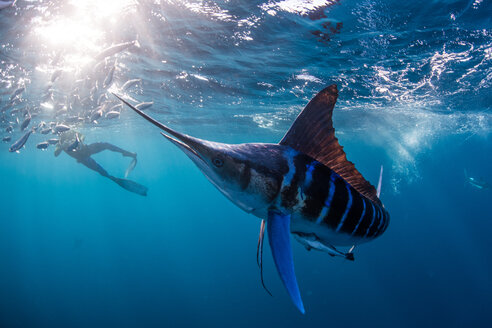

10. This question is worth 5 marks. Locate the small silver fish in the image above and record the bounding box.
[105,111,120,119]
[135,101,153,111]
[108,103,123,112]
[36,141,49,150]
[121,78,141,91]
[95,41,137,60]
[47,138,59,145]
[0,1,15,10]
[97,93,108,106]
[54,124,70,133]
[103,65,115,89]
[20,115,31,131]
[9,87,25,101]
[90,109,103,122]
[125,157,137,178]
[2,135,11,142]
[9,129,33,152]
[51,69,63,82]
[41,127,52,135]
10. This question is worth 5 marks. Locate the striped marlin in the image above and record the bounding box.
[114,85,390,314]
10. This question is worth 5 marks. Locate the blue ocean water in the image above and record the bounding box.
[1,0,491,327]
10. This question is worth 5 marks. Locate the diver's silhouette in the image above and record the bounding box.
[55,130,148,196]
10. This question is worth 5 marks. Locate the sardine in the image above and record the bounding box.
[20,115,31,131]
[9,129,33,152]
[125,158,137,178]
[47,138,59,145]
[51,69,63,82]
[121,78,141,90]
[105,111,120,119]
[9,87,25,101]
[36,141,49,150]
[135,101,153,111]
[41,127,52,134]
[54,124,70,133]
[109,103,123,112]
[103,65,115,88]
[90,109,103,122]
[95,41,137,61]
[0,1,15,10]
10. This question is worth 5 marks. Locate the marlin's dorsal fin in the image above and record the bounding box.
[279,85,380,205]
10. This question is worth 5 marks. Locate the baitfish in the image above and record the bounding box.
[40,127,52,135]
[114,85,390,314]
[54,124,70,133]
[51,69,63,82]
[105,111,120,119]
[97,93,107,106]
[9,128,33,152]
[0,0,14,10]
[135,101,153,111]
[90,109,103,122]
[103,65,115,89]
[47,138,59,145]
[36,141,49,150]
[121,78,141,91]
[9,86,24,101]
[464,169,490,190]
[125,157,137,178]
[20,114,31,131]
[2,135,11,142]
[95,41,137,61]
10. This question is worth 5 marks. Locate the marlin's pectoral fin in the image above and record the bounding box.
[267,210,305,314]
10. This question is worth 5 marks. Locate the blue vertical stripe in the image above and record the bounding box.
[364,202,376,238]
[316,172,335,225]
[335,184,353,233]
[303,162,316,188]
[351,197,366,236]
[374,206,384,236]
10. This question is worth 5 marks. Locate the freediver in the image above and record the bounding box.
[54,130,148,196]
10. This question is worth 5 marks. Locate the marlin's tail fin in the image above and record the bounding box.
[110,176,148,196]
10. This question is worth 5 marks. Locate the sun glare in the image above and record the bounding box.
[32,0,135,69]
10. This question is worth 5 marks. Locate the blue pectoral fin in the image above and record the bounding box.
[267,210,305,314]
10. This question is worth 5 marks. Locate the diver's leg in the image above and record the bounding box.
[79,157,147,196]
[86,142,136,157]
[78,157,110,177]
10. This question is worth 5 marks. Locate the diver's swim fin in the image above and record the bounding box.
[110,176,148,196]
[267,210,305,314]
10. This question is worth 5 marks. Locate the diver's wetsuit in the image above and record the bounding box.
[55,131,148,196]
[72,142,134,177]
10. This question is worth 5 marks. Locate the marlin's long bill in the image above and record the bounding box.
[112,93,183,140]
[112,94,213,167]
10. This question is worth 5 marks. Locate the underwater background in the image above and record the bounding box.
[1,0,491,327]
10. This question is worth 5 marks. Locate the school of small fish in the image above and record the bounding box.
[1,36,152,153]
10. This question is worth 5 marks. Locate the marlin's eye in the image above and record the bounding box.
[212,158,224,167]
